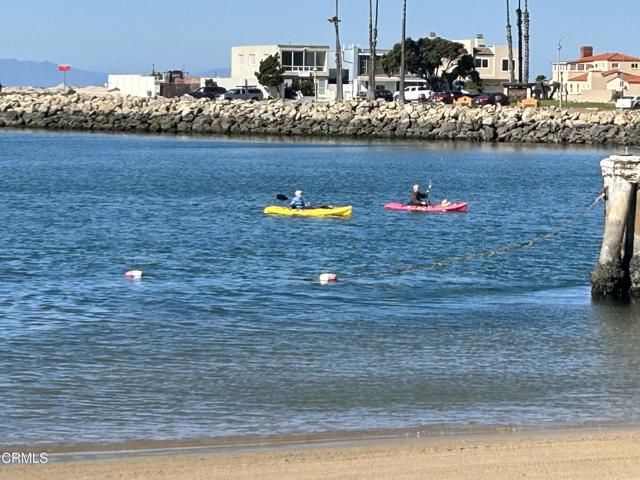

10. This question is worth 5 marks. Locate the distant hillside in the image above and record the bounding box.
[194,67,231,78]
[0,59,107,88]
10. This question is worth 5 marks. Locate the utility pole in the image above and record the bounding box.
[399,0,407,104]
[329,0,343,101]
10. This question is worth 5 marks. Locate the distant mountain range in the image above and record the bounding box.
[0,59,107,88]
[0,59,232,88]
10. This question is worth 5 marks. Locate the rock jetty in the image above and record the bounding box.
[1,91,640,145]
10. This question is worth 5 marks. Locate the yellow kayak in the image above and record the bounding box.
[263,206,352,217]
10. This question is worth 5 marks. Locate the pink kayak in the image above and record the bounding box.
[384,202,468,213]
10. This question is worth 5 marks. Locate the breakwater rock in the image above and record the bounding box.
[1,91,640,145]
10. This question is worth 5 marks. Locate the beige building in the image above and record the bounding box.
[455,34,519,93]
[553,47,640,102]
[229,44,330,99]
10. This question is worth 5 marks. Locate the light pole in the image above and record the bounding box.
[556,36,565,109]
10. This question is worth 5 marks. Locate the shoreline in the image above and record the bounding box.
[2,426,640,480]
[4,421,640,463]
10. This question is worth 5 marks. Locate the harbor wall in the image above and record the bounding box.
[1,91,640,145]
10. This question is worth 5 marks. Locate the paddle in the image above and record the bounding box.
[424,179,432,205]
[275,194,333,209]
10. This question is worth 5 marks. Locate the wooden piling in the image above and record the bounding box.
[631,190,640,296]
[591,155,640,299]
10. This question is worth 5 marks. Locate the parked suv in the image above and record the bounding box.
[472,93,510,106]
[217,87,264,101]
[187,86,227,99]
[393,85,432,102]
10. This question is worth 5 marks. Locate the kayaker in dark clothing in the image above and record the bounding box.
[409,184,429,205]
[290,190,308,209]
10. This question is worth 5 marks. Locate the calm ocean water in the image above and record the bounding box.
[1,129,640,446]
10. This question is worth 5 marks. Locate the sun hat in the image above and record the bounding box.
[295,190,302,196]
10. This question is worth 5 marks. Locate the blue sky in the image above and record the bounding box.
[1,0,638,77]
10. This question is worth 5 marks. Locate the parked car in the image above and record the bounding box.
[472,93,510,106]
[375,89,394,101]
[615,96,640,109]
[217,87,264,101]
[393,85,432,102]
[187,86,227,99]
[431,91,464,104]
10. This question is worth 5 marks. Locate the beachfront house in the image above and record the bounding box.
[553,46,640,102]
[207,44,330,100]
[454,34,519,94]
[353,33,518,97]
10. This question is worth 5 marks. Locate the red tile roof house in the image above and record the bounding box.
[552,46,640,102]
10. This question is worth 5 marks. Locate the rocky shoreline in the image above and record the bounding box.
[1,90,640,145]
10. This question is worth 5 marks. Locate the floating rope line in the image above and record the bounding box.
[354,193,605,279]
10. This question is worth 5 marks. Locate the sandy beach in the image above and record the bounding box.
[3,428,640,480]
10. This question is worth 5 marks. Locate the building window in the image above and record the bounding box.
[501,59,515,72]
[612,62,619,69]
[632,63,639,70]
[249,54,256,66]
[578,64,585,71]
[238,54,244,66]
[280,49,327,71]
[474,58,489,68]
[282,51,292,66]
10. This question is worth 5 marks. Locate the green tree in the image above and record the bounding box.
[204,79,218,88]
[381,36,479,91]
[299,79,315,97]
[255,54,285,98]
[533,74,550,99]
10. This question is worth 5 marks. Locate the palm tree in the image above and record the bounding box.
[506,0,515,83]
[328,0,343,101]
[398,0,407,104]
[516,0,523,82]
[367,0,379,100]
[523,0,530,83]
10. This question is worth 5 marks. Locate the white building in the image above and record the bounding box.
[210,44,331,100]
[107,75,158,97]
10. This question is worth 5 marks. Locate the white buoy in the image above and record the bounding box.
[124,270,143,280]
[319,273,337,284]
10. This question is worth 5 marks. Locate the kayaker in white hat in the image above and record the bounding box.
[290,190,308,209]
[409,184,429,206]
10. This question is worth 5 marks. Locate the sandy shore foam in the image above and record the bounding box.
[2,427,640,480]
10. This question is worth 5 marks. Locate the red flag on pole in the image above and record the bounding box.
[58,65,71,72]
